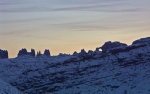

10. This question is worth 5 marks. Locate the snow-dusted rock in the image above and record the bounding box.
[0,78,23,94]
[0,37,149,94]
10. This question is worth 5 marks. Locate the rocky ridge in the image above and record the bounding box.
[0,37,150,94]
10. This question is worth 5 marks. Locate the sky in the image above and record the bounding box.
[0,0,150,58]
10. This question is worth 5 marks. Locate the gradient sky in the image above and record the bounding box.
[0,0,150,58]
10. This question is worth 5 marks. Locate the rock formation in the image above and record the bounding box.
[0,49,8,59]
[73,51,78,56]
[18,48,35,57]
[132,37,150,45]
[100,41,127,52]
[44,49,51,56]
[37,51,42,57]
[31,49,36,57]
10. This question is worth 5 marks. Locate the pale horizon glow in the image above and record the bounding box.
[0,0,150,58]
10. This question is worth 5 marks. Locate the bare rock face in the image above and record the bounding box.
[18,48,35,57]
[100,41,127,52]
[0,49,8,59]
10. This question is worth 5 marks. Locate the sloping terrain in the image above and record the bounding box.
[0,78,23,94]
[0,37,150,94]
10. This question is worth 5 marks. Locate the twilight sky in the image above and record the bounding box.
[0,0,150,58]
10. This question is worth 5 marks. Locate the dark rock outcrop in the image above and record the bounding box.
[88,50,93,55]
[18,48,27,56]
[78,49,93,60]
[73,51,78,56]
[37,51,42,57]
[100,41,127,52]
[109,44,147,55]
[36,49,51,57]
[44,49,51,56]
[132,37,150,45]
[0,49,8,59]
[31,49,35,57]
[80,49,87,55]
[18,48,35,57]
[92,48,102,58]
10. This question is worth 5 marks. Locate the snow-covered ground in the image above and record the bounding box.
[0,78,23,94]
[0,37,150,94]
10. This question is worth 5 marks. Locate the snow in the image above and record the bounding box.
[0,37,150,94]
[0,78,23,94]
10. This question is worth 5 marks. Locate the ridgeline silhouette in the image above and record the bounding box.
[0,37,150,59]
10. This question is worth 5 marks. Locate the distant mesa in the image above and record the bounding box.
[31,49,36,57]
[0,36,150,59]
[18,48,35,57]
[100,41,127,52]
[37,49,51,57]
[0,49,8,59]
[58,53,69,56]
[72,49,101,59]
[44,49,51,56]
[37,51,42,57]
[132,37,150,45]
[18,49,51,57]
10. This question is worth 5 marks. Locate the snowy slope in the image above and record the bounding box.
[0,37,150,94]
[0,78,23,94]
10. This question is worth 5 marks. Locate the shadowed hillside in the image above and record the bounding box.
[0,37,150,94]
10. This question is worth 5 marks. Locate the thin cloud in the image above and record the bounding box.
[0,7,143,13]
[1,17,55,24]
[0,0,144,13]
[51,21,113,31]
[0,31,26,36]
